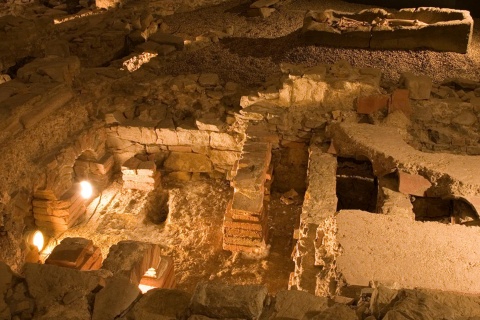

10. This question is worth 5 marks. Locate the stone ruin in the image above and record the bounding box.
[303,7,474,53]
[1,0,480,319]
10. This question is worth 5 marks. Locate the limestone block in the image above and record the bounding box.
[20,84,73,129]
[117,124,157,144]
[209,150,239,166]
[250,0,279,8]
[156,127,179,145]
[129,289,191,320]
[401,72,432,100]
[93,276,140,320]
[270,290,329,319]
[190,282,267,319]
[198,73,220,87]
[379,188,415,219]
[247,7,276,18]
[382,290,456,320]
[164,152,212,173]
[371,9,473,53]
[452,110,477,126]
[302,148,337,224]
[16,56,80,85]
[23,263,108,318]
[102,241,162,285]
[232,190,264,213]
[149,32,184,50]
[195,117,224,132]
[397,171,432,197]
[95,0,125,9]
[357,94,390,114]
[335,210,480,293]
[176,130,210,147]
[310,304,357,319]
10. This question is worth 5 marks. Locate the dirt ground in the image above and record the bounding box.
[57,175,301,294]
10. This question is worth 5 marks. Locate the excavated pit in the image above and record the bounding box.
[336,157,378,213]
[2,0,480,318]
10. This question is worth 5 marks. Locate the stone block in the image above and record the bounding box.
[164,152,212,173]
[93,276,141,320]
[23,263,108,318]
[20,84,73,129]
[250,0,279,8]
[357,94,390,114]
[101,241,162,285]
[198,73,220,87]
[397,171,432,197]
[231,191,264,214]
[95,0,126,9]
[149,32,184,50]
[118,124,157,144]
[129,289,191,320]
[176,130,210,147]
[210,132,242,151]
[335,210,480,293]
[389,89,412,116]
[401,72,432,100]
[271,290,329,319]
[190,283,267,319]
[370,8,473,53]
[209,150,239,167]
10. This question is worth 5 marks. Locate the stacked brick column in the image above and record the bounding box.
[33,188,87,236]
[223,140,272,253]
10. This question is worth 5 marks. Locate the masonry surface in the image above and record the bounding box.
[1,0,480,319]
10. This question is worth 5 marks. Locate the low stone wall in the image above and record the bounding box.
[303,7,473,53]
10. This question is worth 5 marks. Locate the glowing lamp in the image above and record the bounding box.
[80,181,93,199]
[25,230,45,252]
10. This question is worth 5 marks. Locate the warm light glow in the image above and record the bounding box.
[53,10,102,24]
[144,267,157,278]
[32,230,44,252]
[138,284,156,293]
[120,52,158,72]
[80,181,93,199]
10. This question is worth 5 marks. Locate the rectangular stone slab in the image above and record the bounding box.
[335,210,480,293]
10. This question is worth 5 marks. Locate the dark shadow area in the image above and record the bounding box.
[336,157,378,212]
[413,197,479,225]
[219,30,306,62]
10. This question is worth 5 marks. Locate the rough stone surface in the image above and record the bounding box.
[190,283,267,319]
[335,210,480,293]
[93,276,141,320]
[402,72,433,100]
[270,290,329,319]
[164,152,213,172]
[23,263,109,319]
[128,288,191,320]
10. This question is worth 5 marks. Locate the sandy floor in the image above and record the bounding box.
[58,176,301,293]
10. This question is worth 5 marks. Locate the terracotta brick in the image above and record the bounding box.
[398,171,432,197]
[45,237,93,268]
[389,89,412,116]
[356,94,390,114]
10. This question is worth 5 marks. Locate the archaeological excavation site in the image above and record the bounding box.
[3,0,480,318]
